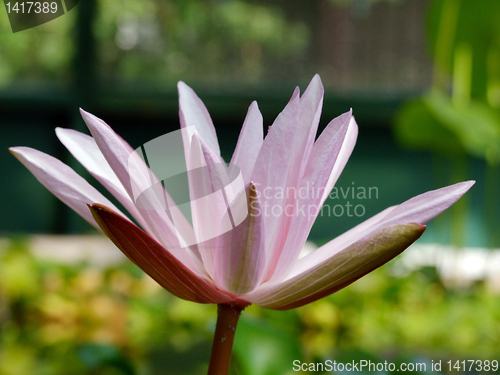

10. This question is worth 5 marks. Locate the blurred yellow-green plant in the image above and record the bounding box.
[395,0,500,162]
[1,238,500,375]
[394,0,500,247]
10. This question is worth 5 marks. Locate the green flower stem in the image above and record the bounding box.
[207,303,244,375]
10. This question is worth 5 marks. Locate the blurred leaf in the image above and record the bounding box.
[76,343,135,375]
[394,90,500,163]
[0,250,39,298]
[424,90,500,162]
[427,0,500,99]
[148,342,210,375]
[393,97,463,155]
[233,313,302,375]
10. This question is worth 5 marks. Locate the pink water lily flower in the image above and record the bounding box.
[10,75,473,311]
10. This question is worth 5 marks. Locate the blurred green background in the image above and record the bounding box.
[1,0,499,374]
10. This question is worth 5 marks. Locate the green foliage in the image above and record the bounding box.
[0,0,311,86]
[395,0,500,164]
[1,238,500,375]
[77,344,135,375]
[0,239,216,375]
[395,91,500,162]
[94,0,311,83]
[394,0,500,248]
[328,0,404,6]
[0,8,75,86]
[426,0,500,100]
[233,310,302,375]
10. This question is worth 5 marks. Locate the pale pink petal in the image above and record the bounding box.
[9,147,126,231]
[79,109,201,274]
[186,134,227,278]
[250,87,300,280]
[56,127,152,233]
[230,101,263,183]
[251,77,326,281]
[268,111,352,283]
[291,181,475,278]
[297,74,324,181]
[178,81,221,155]
[318,116,358,206]
[90,203,244,305]
[79,109,137,196]
[246,223,425,310]
[214,183,266,294]
[376,180,475,227]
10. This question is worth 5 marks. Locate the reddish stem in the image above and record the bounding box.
[207,303,244,375]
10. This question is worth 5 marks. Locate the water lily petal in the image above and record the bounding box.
[252,76,326,281]
[178,81,221,155]
[9,147,126,231]
[268,111,352,283]
[214,183,266,294]
[297,74,324,181]
[80,109,201,273]
[56,127,152,233]
[251,87,300,279]
[89,203,241,304]
[247,223,425,310]
[375,180,475,227]
[79,109,137,195]
[186,133,229,278]
[318,115,358,206]
[291,180,475,277]
[230,101,263,183]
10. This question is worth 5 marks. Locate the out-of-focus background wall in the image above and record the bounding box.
[2,0,482,245]
[1,1,500,374]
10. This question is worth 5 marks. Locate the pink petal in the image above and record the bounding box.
[178,81,221,155]
[297,74,325,181]
[375,180,475,227]
[186,134,227,278]
[79,109,136,196]
[214,183,267,294]
[251,76,326,281]
[230,101,263,183]
[79,109,201,274]
[247,223,426,310]
[9,147,126,231]
[56,127,153,233]
[318,115,358,206]
[291,181,475,277]
[250,87,300,279]
[268,111,352,283]
[89,203,244,305]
